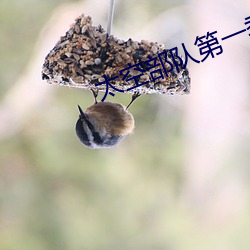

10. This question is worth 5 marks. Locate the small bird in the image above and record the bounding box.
[75,91,140,149]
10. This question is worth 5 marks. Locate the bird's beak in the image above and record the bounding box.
[77,105,86,119]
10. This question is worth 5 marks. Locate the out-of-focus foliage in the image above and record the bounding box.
[0,0,72,98]
[1,0,250,250]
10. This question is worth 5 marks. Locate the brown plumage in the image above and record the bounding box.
[75,100,135,149]
[85,102,134,136]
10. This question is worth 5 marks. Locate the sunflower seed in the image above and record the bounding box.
[82,43,90,50]
[63,58,75,64]
[151,45,158,54]
[75,24,80,34]
[85,60,94,65]
[74,66,83,75]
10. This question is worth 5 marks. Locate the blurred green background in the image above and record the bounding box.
[1,0,250,250]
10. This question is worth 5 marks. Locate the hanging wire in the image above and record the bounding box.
[107,0,115,34]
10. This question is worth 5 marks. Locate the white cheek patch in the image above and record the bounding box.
[83,122,94,146]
